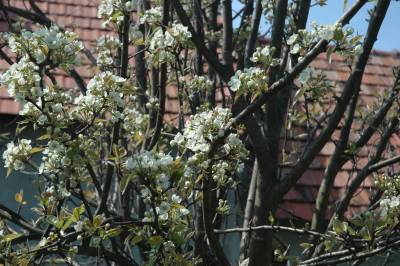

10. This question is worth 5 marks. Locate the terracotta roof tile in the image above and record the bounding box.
[296,169,324,186]
[0,98,20,114]
[0,0,399,222]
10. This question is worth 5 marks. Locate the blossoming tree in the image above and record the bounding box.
[0,0,399,265]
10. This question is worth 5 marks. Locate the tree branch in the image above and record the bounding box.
[0,204,43,234]
[274,0,389,202]
[335,117,398,220]
[312,93,359,232]
[96,14,130,215]
[231,0,367,128]
[243,0,262,68]
[222,0,233,70]
[239,161,257,262]
[215,225,342,241]
[172,0,233,81]
[300,237,400,265]
[147,0,169,150]
[368,154,400,173]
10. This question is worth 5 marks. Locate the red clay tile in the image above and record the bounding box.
[0,99,19,114]
[1,0,400,222]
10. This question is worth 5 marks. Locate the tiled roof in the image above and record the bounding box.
[1,0,400,222]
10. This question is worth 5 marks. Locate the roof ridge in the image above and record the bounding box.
[371,49,400,58]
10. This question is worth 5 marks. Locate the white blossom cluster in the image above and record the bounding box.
[2,139,33,172]
[251,46,280,67]
[19,102,42,118]
[0,57,41,102]
[39,140,71,177]
[18,85,74,128]
[169,23,192,44]
[42,184,71,201]
[124,151,192,224]
[148,23,192,65]
[125,151,172,178]
[87,72,126,101]
[140,7,163,25]
[298,67,313,84]
[129,24,143,43]
[142,196,190,223]
[98,0,137,26]
[186,75,213,93]
[376,175,400,217]
[172,108,247,186]
[216,199,230,215]
[261,0,276,23]
[381,196,400,210]
[228,67,269,93]
[123,108,149,138]
[96,35,121,66]
[7,26,83,69]
[287,22,363,60]
[74,72,127,121]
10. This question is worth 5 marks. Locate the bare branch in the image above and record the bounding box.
[215,225,342,241]
[244,0,262,68]
[335,117,399,220]
[0,204,43,234]
[172,0,233,81]
[312,93,359,232]
[275,0,390,202]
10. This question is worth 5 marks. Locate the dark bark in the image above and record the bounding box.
[134,0,150,109]
[274,0,386,203]
[147,0,169,150]
[244,0,262,68]
[248,1,288,265]
[335,118,399,220]
[312,93,359,232]
[239,160,258,263]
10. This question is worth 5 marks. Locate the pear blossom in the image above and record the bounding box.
[6,26,83,69]
[2,139,33,172]
[0,57,41,102]
[140,7,163,25]
[228,67,268,93]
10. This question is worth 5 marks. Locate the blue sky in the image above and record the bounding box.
[233,0,400,51]
[308,0,400,51]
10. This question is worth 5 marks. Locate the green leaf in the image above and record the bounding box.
[326,46,335,64]
[73,204,85,222]
[333,218,347,234]
[29,147,44,155]
[6,167,13,177]
[347,226,356,236]
[359,227,371,241]
[148,235,163,248]
[0,132,10,142]
[120,174,133,195]
[324,239,334,252]
[63,216,73,230]
[16,125,28,136]
[37,134,51,141]
[300,242,313,249]
[4,233,22,242]
[46,215,58,225]
[93,215,103,228]
[343,0,348,11]
[55,219,64,229]
[15,191,24,203]
[131,235,143,245]
[66,148,80,160]
[104,228,122,239]
[134,38,145,46]
[268,212,275,225]
[351,215,364,226]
